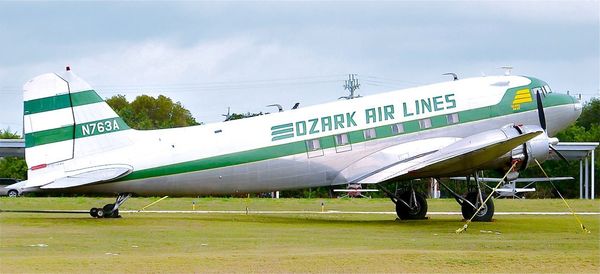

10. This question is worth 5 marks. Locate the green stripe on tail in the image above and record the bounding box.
[25,117,131,148]
[24,90,104,115]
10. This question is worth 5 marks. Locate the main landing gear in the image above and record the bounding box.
[380,184,428,220]
[439,172,495,222]
[381,172,495,222]
[90,193,131,218]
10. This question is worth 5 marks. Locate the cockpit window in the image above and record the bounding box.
[543,85,552,94]
[532,85,551,97]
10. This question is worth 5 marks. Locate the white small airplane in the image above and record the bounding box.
[333,183,379,198]
[451,176,574,198]
[19,67,581,220]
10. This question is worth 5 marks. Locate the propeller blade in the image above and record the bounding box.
[550,145,569,163]
[536,91,547,130]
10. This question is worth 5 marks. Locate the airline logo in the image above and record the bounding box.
[271,93,456,141]
[511,88,532,110]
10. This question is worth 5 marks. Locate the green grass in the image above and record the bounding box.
[1,198,599,273]
[2,197,599,212]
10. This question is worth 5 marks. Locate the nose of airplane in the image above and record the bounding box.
[544,93,583,136]
[572,96,583,121]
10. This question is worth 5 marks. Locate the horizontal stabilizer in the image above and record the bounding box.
[40,164,132,189]
[450,176,574,182]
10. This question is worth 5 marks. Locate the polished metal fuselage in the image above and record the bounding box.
[74,103,579,196]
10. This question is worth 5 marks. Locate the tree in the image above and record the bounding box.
[0,128,20,139]
[518,99,600,198]
[105,94,200,130]
[576,98,600,130]
[0,128,27,180]
[226,112,264,121]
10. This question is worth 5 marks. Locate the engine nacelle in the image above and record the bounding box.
[486,124,551,172]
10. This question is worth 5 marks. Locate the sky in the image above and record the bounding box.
[0,1,598,135]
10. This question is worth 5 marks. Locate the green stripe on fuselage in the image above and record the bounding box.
[116,80,576,183]
[24,90,104,115]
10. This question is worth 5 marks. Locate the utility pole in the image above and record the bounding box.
[340,74,361,100]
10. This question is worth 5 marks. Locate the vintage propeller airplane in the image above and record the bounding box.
[20,68,581,220]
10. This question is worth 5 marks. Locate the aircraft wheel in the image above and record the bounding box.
[461,192,494,222]
[90,208,99,218]
[96,208,105,218]
[395,191,428,220]
[103,204,118,218]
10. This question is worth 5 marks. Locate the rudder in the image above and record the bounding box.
[23,69,132,186]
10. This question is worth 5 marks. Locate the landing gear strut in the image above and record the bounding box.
[439,172,495,222]
[90,193,131,218]
[379,184,428,220]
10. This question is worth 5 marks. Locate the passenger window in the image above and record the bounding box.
[306,139,321,151]
[391,123,404,134]
[419,118,432,129]
[363,128,376,139]
[446,113,459,124]
[335,133,349,146]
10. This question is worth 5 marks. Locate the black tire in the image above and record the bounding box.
[103,204,117,218]
[7,189,18,197]
[96,208,105,218]
[461,192,494,222]
[90,208,98,218]
[395,191,428,220]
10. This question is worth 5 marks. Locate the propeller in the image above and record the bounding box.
[536,91,568,164]
[550,146,569,163]
[535,90,547,130]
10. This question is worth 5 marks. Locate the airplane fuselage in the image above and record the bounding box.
[56,75,581,196]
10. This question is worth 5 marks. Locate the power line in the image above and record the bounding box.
[0,74,347,94]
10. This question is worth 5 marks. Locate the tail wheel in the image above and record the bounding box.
[395,191,428,220]
[461,192,494,222]
[102,204,120,218]
[90,208,99,218]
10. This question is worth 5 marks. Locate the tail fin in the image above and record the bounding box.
[24,70,132,186]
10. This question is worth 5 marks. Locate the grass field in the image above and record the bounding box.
[1,197,599,273]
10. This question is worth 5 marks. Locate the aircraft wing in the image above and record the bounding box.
[26,164,133,189]
[513,177,573,182]
[450,177,504,182]
[351,130,542,185]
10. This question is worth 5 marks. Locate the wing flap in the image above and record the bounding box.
[333,137,460,185]
[354,130,542,185]
[39,164,132,189]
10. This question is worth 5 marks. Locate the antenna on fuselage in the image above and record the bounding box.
[500,66,513,76]
[443,72,458,81]
[222,107,232,121]
[267,104,284,112]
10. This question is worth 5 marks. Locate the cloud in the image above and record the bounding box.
[0,36,354,127]
[0,1,597,133]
